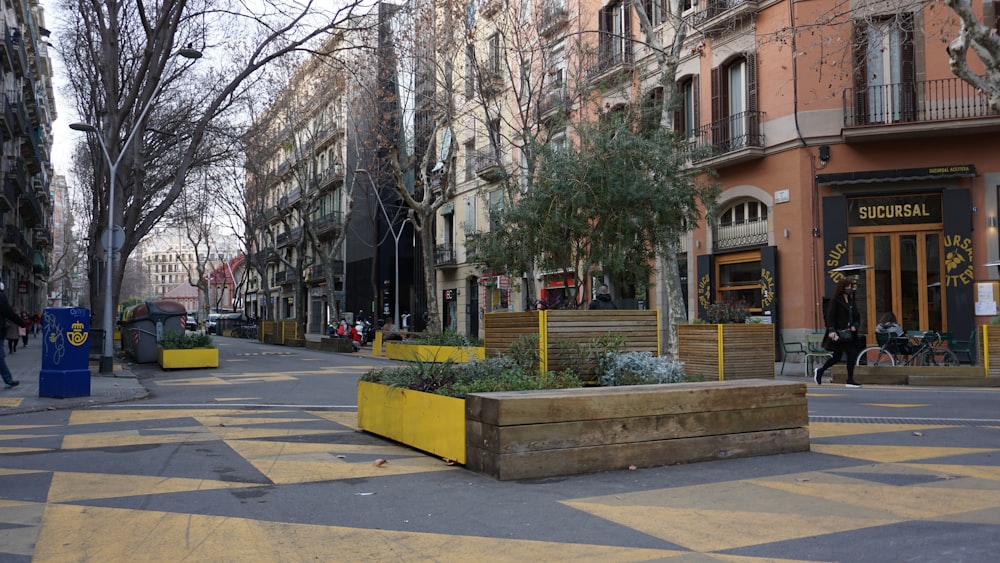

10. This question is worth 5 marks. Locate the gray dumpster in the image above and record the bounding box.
[121,300,187,363]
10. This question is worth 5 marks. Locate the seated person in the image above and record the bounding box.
[348,324,362,351]
[876,312,911,355]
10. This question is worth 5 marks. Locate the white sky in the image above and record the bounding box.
[40,0,75,179]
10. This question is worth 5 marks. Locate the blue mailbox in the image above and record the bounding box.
[39,307,91,398]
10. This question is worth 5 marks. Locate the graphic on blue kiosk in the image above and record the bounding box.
[40,307,91,398]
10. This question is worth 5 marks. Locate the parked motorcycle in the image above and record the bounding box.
[356,319,375,346]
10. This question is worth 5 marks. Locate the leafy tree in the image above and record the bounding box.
[470,108,717,315]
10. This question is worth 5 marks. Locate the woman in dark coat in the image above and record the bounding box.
[815,278,862,387]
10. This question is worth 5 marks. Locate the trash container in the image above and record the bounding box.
[39,307,91,398]
[120,300,187,363]
[216,313,247,336]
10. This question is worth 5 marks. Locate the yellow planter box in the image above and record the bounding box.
[384,343,485,363]
[357,381,466,464]
[157,347,219,369]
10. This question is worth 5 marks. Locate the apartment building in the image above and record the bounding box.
[0,0,55,316]
[437,0,999,348]
[244,33,349,332]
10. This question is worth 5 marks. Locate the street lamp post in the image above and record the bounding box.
[356,169,410,329]
[70,47,201,374]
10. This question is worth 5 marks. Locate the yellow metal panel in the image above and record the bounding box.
[157,348,219,369]
[357,381,466,464]
[384,343,485,363]
[372,332,383,357]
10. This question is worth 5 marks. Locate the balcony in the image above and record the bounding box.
[536,90,570,120]
[539,2,570,38]
[689,0,759,33]
[307,260,345,283]
[842,77,1000,141]
[0,177,15,212]
[19,187,43,224]
[479,73,505,98]
[713,217,768,251]
[312,211,343,239]
[1,96,12,136]
[0,27,12,71]
[690,110,765,166]
[3,225,32,262]
[434,243,457,268]
[585,40,633,83]
[469,149,505,182]
[274,270,289,284]
[34,227,52,248]
[314,163,344,191]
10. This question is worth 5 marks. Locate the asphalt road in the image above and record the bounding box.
[1,336,998,562]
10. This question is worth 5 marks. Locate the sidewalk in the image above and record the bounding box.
[0,333,148,416]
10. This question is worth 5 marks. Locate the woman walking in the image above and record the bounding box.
[6,308,20,354]
[19,312,29,347]
[815,278,862,388]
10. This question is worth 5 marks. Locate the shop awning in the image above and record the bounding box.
[816,164,976,186]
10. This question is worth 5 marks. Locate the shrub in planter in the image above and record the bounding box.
[704,300,750,324]
[405,330,482,347]
[160,331,214,349]
[598,351,685,386]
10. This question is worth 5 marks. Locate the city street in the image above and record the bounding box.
[1,337,998,561]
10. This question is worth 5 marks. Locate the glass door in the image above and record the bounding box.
[852,231,945,336]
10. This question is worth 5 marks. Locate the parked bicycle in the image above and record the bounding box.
[856,330,959,367]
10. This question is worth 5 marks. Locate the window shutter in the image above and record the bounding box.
[693,76,700,135]
[900,12,916,121]
[746,52,757,112]
[599,6,611,61]
[624,5,633,61]
[674,81,684,133]
[851,20,869,125]
[711,66,721,123]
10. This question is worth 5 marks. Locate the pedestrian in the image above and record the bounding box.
[20,312,29,347]
[588,284,618,310]
[0,283,26,389]
[815,278,862,388]
[32,312,41,337]
[6,307,20,355]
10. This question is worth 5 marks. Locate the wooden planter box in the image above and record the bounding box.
[157,347,219,370]
[357,381,466,463]
[484,310,660,380]
[260,321,301,345]
[384,343,486,363]
[357,379,808,480]
[677,324,775,381]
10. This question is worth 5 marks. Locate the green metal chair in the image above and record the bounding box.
[949,330,977,365]
[779,333,806,376]
[805,333,833,377]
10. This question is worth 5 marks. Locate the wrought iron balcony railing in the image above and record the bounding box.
[691,110,765,160]
[713,217,768,251]
[843,77,996,127]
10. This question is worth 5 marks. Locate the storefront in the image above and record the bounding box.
[818,166,975,340]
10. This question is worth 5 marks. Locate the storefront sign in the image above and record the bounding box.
[848,194,942,227]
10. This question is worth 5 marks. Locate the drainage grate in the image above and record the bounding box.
[810,415,1000,427]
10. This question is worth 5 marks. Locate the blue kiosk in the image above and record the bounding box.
[39,307,91,398]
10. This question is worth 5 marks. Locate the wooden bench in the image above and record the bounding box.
[465,379,809,480]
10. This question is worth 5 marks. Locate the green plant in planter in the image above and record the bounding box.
[404,330,482,347]
[704,300,750,324]
[599,352,685,386]
[160,330,214,350]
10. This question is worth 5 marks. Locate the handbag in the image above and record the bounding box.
[835,329,853,342]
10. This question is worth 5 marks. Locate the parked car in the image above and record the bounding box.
[206,313,220,334]
[184,315,198,331]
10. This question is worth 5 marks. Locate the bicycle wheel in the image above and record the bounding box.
[857,346,894,366]
[919,347,960,367]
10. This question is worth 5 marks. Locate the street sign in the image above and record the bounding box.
[100,226,125,251]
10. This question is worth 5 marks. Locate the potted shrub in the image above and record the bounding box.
[157,331,219,369]
[678,300,775,380]
[383,330,486,363]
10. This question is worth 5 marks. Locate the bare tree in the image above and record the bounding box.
[945,0,1000,111]
[56,0,365,336]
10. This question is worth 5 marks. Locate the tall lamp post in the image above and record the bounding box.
[70,47,201,374]
[356,168,411,329]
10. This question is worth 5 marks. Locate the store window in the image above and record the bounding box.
[716,250,762,312]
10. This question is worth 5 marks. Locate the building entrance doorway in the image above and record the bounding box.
[849,230,945,334]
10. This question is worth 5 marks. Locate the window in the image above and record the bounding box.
[852,15,915,124]
[487,118,501,160]
[464,139,476,181]
[643,0,664,23]
[674,77,699,138]
[488,33,501,77]
[710,53,757,151]
[716,252,762,311]
[598,2,632,69]
[464,196,477,234]
[720,200,767,226]
[548,40,566,95]
[465,44,475,98]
